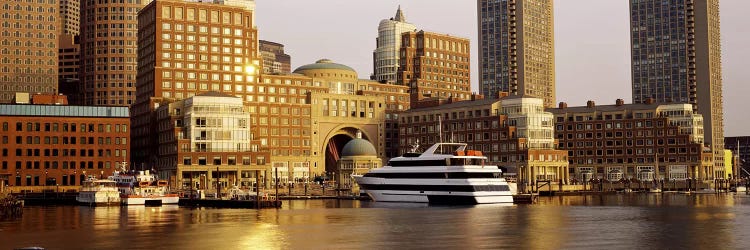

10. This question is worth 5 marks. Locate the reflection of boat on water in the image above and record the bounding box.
[76,178,121,206]
[109,170,179,206]
[692,188,717,194]
[355,143,514,205]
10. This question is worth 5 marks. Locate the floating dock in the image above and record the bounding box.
[178,198,281,209]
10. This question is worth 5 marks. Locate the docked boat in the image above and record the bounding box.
[354,143,514,205]
[108,170,179,206]
[76,178,121,206]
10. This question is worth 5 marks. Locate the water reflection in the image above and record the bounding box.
[0,194,749,249]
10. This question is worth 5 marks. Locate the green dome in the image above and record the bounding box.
[341,138,377,157]
[293,59,356,73]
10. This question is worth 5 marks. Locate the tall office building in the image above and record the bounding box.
[373,6,416,83]
[59,34,81,105]
[133,0,260,169]
[79,0,147,106]
[60,0,80,35]
[0,0,59,103]
[477,0,555,107]
[397,30,471,108]
[629,0,724,169]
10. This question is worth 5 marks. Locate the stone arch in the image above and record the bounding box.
[321,125,374,176]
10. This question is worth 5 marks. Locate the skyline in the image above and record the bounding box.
[255,0,750,136]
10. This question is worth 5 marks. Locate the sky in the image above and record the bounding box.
[255,0,750,136]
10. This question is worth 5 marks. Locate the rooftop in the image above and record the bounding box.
[0,105,130,118]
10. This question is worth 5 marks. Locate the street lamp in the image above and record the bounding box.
[73,170,77,186]
[44,170,48,187]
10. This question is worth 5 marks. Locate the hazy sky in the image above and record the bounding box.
[255,0,750,136]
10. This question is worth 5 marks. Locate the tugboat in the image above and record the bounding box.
[355,142,513,204]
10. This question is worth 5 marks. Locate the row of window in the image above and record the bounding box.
[1,136,127,145]
[1,160,118,170]
[1,122,128,133]
[1,148,127,158]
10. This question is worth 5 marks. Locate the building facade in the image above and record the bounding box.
[725,136,750,178]
[58,34,81,105]
[79,0,148,106]
[0,94,130,188]
[259,40,291,74]
[373,6,416,83]
[0,0,59,103]
[397,30,471,108]
[629,0,724,170]
[155,92,268,191]
[60,0,79,35]
[477,0,555,107]
[549,99,713,182]
[399,95,568,185]
[133,0,260,171]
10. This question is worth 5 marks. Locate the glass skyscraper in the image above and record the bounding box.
[630,0,724,169]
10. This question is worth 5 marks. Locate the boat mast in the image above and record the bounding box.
[438,115,443,143]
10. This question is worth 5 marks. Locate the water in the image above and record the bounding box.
[1,194,749,249]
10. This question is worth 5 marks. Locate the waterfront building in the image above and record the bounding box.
[155,92,268,191]
[58,34,81,105]
[79,0,148,106]
[477,0,555,107]
[397,30,471,108]
[259,40,291,74]
[133,0,260,175]
[629,0,724,171]
[725,136,750,178]
[399,94,569,185]
[548,99,713,182]
[0,93,130,189]
[60,0,80,35]
[0,0,59,103]
[373,6,416,83]
[134,0,408,189]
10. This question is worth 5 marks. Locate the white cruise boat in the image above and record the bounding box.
[108,170,179,206]
[76,178,121,206]
[354,143,514,204]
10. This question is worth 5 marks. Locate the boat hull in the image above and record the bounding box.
[365,189,513,204]
[76,191,121,206]
[122,196,180,205]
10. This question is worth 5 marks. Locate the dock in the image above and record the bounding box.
[512,194,537,204]
[178,198,282,209]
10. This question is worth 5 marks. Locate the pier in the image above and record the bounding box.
[179,198,281,208]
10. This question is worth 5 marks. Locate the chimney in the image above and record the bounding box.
[615,99,624,106]
[645,98,655,104]
[558,102,567,109]
[586,100,595,108]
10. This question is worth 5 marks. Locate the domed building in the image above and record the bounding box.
[336,131,381,195]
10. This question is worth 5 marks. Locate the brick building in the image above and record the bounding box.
[397,30,471,108]
[548,99,713,182]
[400,95,569,185]
[0,94,129,189]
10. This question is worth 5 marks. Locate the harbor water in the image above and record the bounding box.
[1,193,749,249]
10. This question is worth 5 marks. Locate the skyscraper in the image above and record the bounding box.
[629,0,724,169]
[373,6,416,83]
[79,0,147,106]
[477,0,555,107]
[0,0,59,103]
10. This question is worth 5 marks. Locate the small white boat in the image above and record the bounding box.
[109,170,179,206]
[648,188,662,193]
[76,178,121,206]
